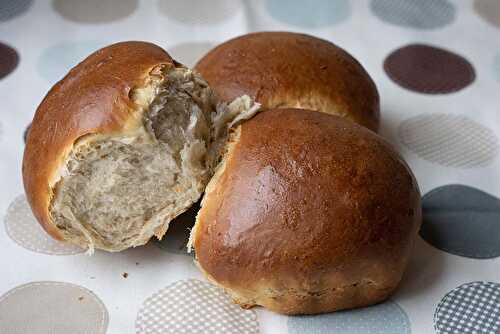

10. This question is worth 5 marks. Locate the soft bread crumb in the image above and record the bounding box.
[49,65,260,252]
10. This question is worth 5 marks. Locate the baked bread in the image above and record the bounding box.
[190,108,421,315]
[23,41,259,252]
[195,32,380,132]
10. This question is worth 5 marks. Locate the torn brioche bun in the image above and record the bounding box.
[190,108,421,315]
[23,41,259,252]
[195,31,380,132]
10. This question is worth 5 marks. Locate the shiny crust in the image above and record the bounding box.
[22,41,173,240]
[193,109,421,315]
[195,31,380,131]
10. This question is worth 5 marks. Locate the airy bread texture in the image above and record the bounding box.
[23,42,259,252]
[195,31,380,132]
[190,108,421,315]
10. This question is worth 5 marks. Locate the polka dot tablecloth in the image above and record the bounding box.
[1,1,499,333]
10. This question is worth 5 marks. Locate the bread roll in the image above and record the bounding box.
[190,108,421,315]
[23,41,259,252]
[195,32,380,132]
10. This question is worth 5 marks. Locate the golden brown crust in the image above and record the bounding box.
[22,41,173,240]
[193,108,421,315]
[195,31,380,131]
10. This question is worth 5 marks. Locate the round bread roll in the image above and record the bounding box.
[23,41,259,252]
[195,32,380,132]
[190,108,421,315]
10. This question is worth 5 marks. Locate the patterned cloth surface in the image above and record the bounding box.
[0,1,499,333]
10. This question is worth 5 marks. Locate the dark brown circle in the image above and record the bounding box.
[384,44,475,94]
[0,42,19,79]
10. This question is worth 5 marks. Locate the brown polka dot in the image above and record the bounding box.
[53,0,138,24]
[4,195,85,255]
[135,280,258,334]
[384,44,475,94]
[474,0,500,29]
[0,42,19,79]
[0,281,108,334]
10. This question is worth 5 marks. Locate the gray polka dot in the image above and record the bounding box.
[53,0,138,24]
[169,42,215,68]
[421,184,500,259]
[474,0,500,30]
[288,300,411,334]
[157,0,241,25]
[266,0,350,28]
[136,279,259,334]
[435,282,500,334]
[371,0,455,30]
[153,201,199,256]
[37,41,106,83]
[0,281,108,334]
[0,0,33,22]
[4,195,84,255]
[399,113,498,168]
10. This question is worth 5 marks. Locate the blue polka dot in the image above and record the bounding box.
[37,41,107,84]
[0,0,33,22]
[370,0,455,30]
[420,184,500,259]
[266,0,350,28]
[288,301,411,334]
[493,54,500,83]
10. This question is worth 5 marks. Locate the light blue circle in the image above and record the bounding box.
[370,0,455,30]
[288,301,411,334]
[37,41,107,84]
[0,0,33,22]
[493,54,500,83]
[266,0,350,28]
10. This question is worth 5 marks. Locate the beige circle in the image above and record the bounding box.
[169,42,215,68]
[0,281,108,334]
[399,113,499,168]
[4,195,84,255]
[157,0,242,25]
[53,0,138,24]
[474,0,500,29]
[136,279,259,334]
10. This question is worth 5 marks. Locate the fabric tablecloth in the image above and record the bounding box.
[1,0,500,333]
